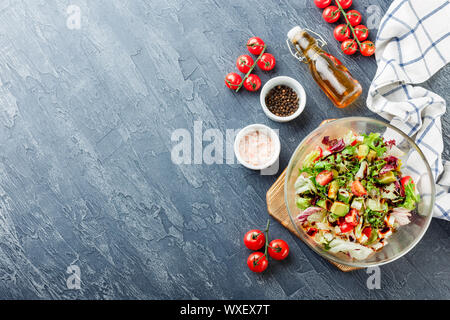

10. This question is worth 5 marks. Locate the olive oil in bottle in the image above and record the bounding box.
[287,27,362,108]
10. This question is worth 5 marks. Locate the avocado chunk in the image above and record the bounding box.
[328,180,339,200]
[337,188,351,204]
[357,144,369,158]
[316,199,327,210]
[377,171,397,184]
[330,201,350,217]
[367,150,377,162]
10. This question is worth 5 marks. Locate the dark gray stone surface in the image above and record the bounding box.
[0,0,448,299]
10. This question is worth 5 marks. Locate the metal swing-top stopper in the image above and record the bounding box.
[286,26,327,62]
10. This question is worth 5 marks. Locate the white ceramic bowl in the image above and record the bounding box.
[234,124,281,170]
[260,76,306,122]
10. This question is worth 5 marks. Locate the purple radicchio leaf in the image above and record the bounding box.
[384,139,396,148]
[322,136,345,153]
[296,207,323,223]
[380,156,399,175]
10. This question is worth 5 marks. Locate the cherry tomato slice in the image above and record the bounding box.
[322,6,340,23]
[247,252,268,273]
[246,37,265,55]
[346,10,362,26]
[351,180,367,196]
[314,0,332,8]
[336,0,352,9]
[314,146,323,161]
[316,170,334,186]
[236,55,254,74]
[333,24,351,42]
[224,72,242,90]
[243,229,265,250]
[268,239,289,260]
[243,74,261,91]
[257,53,276,71]
[341,39,358,55]
[362,227,372,238]
[354,25,369,41]
[360,40,375,56]
[306,227,318,237]
[400,176,414,190]
[345,209,359,226]
[339,221,354,233]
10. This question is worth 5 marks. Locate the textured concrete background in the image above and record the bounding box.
[0,0,448,299]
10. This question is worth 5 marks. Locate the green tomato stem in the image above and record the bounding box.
[235,44,266,92]
[255,219,271,264]
[334,0,362,50]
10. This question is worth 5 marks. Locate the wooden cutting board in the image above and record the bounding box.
[266,119,359,272]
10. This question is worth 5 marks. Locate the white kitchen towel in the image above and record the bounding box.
[367,0,450,220]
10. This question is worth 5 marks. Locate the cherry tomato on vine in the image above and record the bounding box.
[333,24,351,42]
[360,40,375,56]
[323,6,341,23]
[243,74,261,91]
[257,53,276,71]
[346,10,362,26]
[243,229,265,250]
[224,72,242,90]
[236,55,254,73]
[336,0,352,9]
[268,239,289,260]
[246,37,265,55]
[247,252,268,273]
[323,53,342,66]
[314,0,331,8]
[354,25,369,41]
[341,39,358,55]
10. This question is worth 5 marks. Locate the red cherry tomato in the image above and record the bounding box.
[354,25,369,41]
[346,10,362,26]
[322,6,341,23]
[236,55,254,74]
[268,239,289,260]
[360,41,376,56]
[351,180,367,196]
[314,0,331,8]
[316,170,334,186]
[400,176,414,190]
[333,24,351,42]
[243,229,265,250]
[323,53,342,66]
[224,72,242,90]
[243,74,261,91]
[247,252,268,273]
[314,146,323,161]
[257,53,276,71]
[341,39,358,55]
[362,227,372,238]
[246,37,265,55]
[336,0,352,9]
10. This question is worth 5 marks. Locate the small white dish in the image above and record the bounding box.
[234,124,281,170]
[260,76,306,123]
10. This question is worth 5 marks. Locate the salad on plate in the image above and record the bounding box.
[294,131,421,260]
